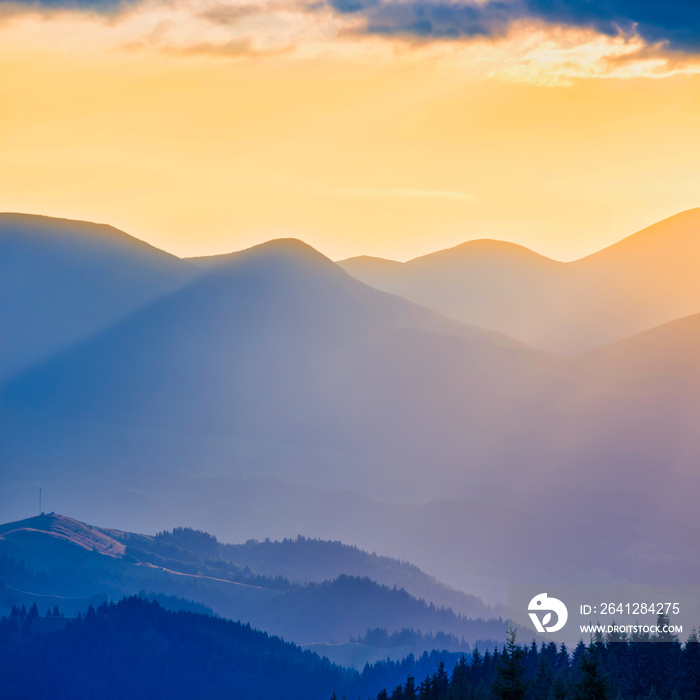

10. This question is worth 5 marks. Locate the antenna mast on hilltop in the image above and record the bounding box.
[39,487,42,515]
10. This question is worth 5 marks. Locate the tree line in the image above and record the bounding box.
[356,625,700,700]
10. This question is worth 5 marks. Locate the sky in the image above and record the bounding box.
[1,0,699,261]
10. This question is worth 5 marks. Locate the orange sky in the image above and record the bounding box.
[1,6,699,261]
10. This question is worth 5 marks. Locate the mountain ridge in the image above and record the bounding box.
[338,208,700,352]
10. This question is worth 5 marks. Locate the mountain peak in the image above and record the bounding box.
[0,212,185,262]
[0,513,125,557]
[186,237,337,272]
[407,238,556,267]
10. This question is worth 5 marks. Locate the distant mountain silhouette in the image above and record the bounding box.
[3,212,700,601]
[0,514,505,658]
[339,209,700,352]
[0,223,525,501]
[0,595,470,700]
[572,208,700,330]
[0,213,195,380]
[220,535,491,618]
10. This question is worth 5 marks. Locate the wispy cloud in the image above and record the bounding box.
[2,0,700,82]
[340,188,477,202]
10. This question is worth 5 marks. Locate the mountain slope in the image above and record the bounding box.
[339,210,700,352]
[0,235,529,498]
[0,596,471,700]
[340,239,624,352]
[0,213,195,380]
[572,208,700,327]
[0,514,505,652]
[0,596,355,700]
[0,513,124,557]
[3,214,700,598]
[219,536,490,618]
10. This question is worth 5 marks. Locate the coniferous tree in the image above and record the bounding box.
[548,678,567,700]
[447,656,470,700]
[492,629,528,700]
[570,652,610,700]
[390,685,404,700]
[404,675,418,700]
[433,661,449,699]
[645,686,661,700]
[529,650,554,699]
[679,629,700,698]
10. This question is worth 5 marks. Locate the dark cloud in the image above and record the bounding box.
[525,0,700,50]
[328,0,378,13]
[362,2,515,39]
[3,0,700,55]
[329,0,700,52]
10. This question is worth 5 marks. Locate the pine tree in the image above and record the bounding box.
[548,678,567,700]
[433,661,449,700]
[680,629,700,698]
[491,628,529,700]
[570,652,610,700]
[404,676,418,700]
[530,651,554,699]
[448,656,470,700]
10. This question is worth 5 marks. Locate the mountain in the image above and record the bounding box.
[339,209,700,352]
[3,213,700,601]
[0,230,526,501]
[0,213,195,380]
[339,240,624,352]
[0,595,471,700]
[572,208,700,328]
[0,514,505,657]
[219,536,491,618]
[0,596,356,700]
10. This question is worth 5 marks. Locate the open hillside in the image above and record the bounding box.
[0,514,505,661]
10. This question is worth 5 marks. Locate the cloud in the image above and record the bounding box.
[326,0,700,53]
[524,0,700,52]
[340,188,477,202]
[6,0,700,54]
[0,0,133,10]
[2,0,699,82]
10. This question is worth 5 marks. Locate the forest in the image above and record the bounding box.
[0,596,466,700]
[362,627,700,700]
[2,597,698,700]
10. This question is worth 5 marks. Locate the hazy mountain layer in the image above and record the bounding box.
[339,209,700,352]
[0,214,196,380]
[0,595,469,700]
[3,213,700,598]
[0,514,505,651]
